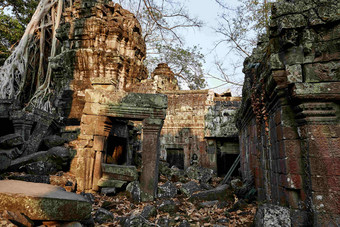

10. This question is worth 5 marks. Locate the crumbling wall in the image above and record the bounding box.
[237,0,340,225]
[160,90,241,172]
[54,0,147,122]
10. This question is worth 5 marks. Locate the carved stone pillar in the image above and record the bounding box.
[92,136,106,191]
[140,118,164,201]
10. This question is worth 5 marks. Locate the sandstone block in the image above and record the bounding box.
[0,180,91,221]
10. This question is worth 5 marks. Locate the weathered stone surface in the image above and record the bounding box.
[228,199,248,212]
[9,146,70,174]
[80,192,95,204]
[0,134,23,149]
[43,135,66,148]
[7,174,50,184]
[185,166,214,183]
[97,178,127,188]
[238,0,340,225]
[126,181,141,203]
[180,181,201,197]
[189,184,233,202]
[140,205,157,219]
[94,208,114,224]
[157,181,177,199]
[254,204,291,227]
[169,165,186,182]
[0,147,21,160]
[101,188,116,195]
[101,163,138,181]
[159,161,171,177]
[25,161,58,175]
[157,200,178,214]
[0,154,11,171]
[0,180,92,221]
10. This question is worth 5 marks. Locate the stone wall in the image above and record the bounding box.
[237,0,340,225]
[160,89,241,172]
[53,0,147,122]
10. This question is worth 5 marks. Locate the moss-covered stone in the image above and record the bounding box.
[101,163,138,180]
[0,180,91,221]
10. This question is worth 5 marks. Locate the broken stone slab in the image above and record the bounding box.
[101,188,116,195]
[254,204,291,227]
[189,184,233,202]
[0,134,24,149]
[8,174,50,184]
[157,181,177,199]
[97,178,127,188]
[180,181,201,197]
[43,135,66,149]
[9,146,70,172]
[140,205,157,219]
[185,166,214,183]
[159,161,171,177]
[94,208,114,224]
[25,160,58,175]
[101,163,138,181]
[0,180,92,221]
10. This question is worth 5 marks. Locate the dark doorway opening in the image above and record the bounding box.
[105,136,127,165]
[166,148,184,169]
[217,153,239,177]
[0,118,14,137]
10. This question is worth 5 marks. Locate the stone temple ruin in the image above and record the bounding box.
[0,0,339,226]
[0,0,240,202]
[237,0,340,226]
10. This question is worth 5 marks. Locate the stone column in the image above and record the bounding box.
[92,136,106,191]
[140,118,163,201]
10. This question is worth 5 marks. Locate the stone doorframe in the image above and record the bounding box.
[70,89,167,201]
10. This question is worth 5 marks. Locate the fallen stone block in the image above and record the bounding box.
[97,178,127,188]
[0,134,24,149]
[189,184,233,202]
[157,200,178,214]
[158,181,177,199]
[101,163,138,181]
[140,205,157,219]
[185,166,214,183]
[0,180,92,221]
[126,181,141,203]
[43,135,66,149]
[101,187,116,195]
[8,146,70,173]
[180,181,201,197]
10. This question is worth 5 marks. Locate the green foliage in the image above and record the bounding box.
[146,44,207,90]
[0,0,38,65]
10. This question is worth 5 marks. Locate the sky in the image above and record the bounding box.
[180,0,245,96]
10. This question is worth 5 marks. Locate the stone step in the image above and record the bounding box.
[101,163,138,181]
[0,180,92,221]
